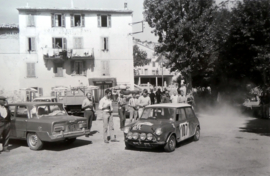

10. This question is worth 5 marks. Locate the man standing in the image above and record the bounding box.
[149,89,156,104]
[99,89,118,143]
[128,93,138,123]
[156,88,162,104]
[161,91,171,103]
[82,92,95,137]
[117,94,127,130]
[0,96,10,153]
[178,90,187,103]
[138,89,151,118]
[170,91,178,103]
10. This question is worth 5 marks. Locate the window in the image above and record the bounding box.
[26,63,36,78]
[8,106,16,118]
[152,62,156,67]
[152,70,156,75]
[27,37,36,51]
[54,63,64,77]
[51,14,65,27]
[97,15,111,27]
[176,108,186,121]
[17,106,28,118]
[156,69,159,75]
[185,107,195,119]
[52,38,67,49]
[101,37,109,51]
[101,60,110,76]
[74,37,83,49]
[71,61,86,76]
[70,14,85,27]
[144,69,148,75]
[27,14,35,27]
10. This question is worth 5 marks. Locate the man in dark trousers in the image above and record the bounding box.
[0,96,10,153]
[82,92,95,137]
[149,89,156,104]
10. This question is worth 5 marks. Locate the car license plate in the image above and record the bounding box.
[69,124,77,131]
[133,142,139,145]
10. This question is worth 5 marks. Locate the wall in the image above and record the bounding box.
[18,10,134,96]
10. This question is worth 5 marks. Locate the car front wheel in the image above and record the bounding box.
[27,133,44,150]
[193,126,200,141]
[164,134,176,152]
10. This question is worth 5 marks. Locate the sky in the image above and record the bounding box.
[0,0,225,42]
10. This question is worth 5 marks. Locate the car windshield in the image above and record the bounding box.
[30,104,67,118]
[140,107,175,120]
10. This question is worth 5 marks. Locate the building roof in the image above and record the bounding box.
[0,24,19,29]
[17,7,133,14]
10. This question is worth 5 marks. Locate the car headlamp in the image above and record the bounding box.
[140,133,146,140]
[147,133,153,141]
[127,132,133,139]
[123,127,130,134]
[132,132,139,140]
[155,128,162,135]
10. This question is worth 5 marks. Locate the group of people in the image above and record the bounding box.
[81,87,194,144]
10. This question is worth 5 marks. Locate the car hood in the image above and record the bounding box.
[38,115,85,123]
[128,119,174,132]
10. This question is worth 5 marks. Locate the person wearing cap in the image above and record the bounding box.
[0,96,10,153]
[82,92,95,137]
[99,89,119,143]
[138,89,151,118]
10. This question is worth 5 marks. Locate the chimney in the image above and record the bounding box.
[124,2,128,10]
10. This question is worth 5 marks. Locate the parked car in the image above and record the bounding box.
[33,96,58,102]
[123,103,200,152]
[7,102,90,150]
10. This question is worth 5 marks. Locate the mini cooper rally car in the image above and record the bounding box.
[123,103,200,152]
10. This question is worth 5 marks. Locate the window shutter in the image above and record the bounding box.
[70,14,74,27]
[61,14,65,27]
[27,15,31,26]
[97,15,101,27]
[106,37,109,51]
[101,37,104,50]
[52,38,55,48]
[108,15,111,27]
[51,13,55,27]
[106,61,110,76]
[27,63,31,77]
[81,14,85,27]
[31,37,36,51]
[31,63,36,77]
[31,15,35,27]
[63,38,67,50]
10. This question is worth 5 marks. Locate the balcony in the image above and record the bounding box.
[69,48,94,60]
[43,49,68,63]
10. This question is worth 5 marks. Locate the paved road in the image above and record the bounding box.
[1,106,270,176]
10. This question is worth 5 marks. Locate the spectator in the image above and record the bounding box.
[149,89,156,104]
[128,93,139,123]
[81,92,95,137]
[117,94,127,130]
[178,90,187,103]
[170,91,178,103]
[138,89,151,118]
[161,91,171,103]
[156,88,162,104]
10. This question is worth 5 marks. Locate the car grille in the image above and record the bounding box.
[68,123,79,131]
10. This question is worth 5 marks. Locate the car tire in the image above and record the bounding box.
[64,138,77,145]
[125,142,133,150]
[164,134,176,152]
[193,126,200,141]
[27,133,44,150]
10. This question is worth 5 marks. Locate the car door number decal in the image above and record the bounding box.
[179,122,189,140]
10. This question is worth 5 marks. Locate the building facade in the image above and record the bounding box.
[133,39,174,89]
[16,7,134,101]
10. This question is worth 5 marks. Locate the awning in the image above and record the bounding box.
[89,77,117,86]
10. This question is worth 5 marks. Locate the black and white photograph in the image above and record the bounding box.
[0,0,269,175]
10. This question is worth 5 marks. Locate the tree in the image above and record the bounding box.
[144,0,222,90]
[133,45,150,67]
[217,0,270,90]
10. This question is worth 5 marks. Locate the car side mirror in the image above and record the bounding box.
[176,114,179,121]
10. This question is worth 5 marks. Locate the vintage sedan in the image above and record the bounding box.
[7,102,90,150]
[123,103,200,152]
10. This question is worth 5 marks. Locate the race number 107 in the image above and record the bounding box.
[179,122,189,140]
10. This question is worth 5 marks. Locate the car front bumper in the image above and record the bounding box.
[125,139,166,148]
[38,129,90,142]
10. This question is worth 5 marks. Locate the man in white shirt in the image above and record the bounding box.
[128,93,139,123]
[99,89,118,143]
[0,96,10,153]
[138,89,151,118]
[170,91,178,103]
[178,90,187,103]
